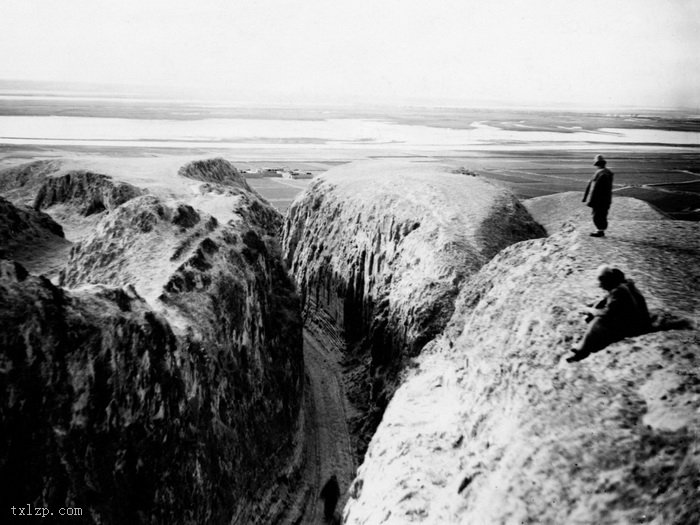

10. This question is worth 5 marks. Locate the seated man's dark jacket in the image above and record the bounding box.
[593,280,650,337]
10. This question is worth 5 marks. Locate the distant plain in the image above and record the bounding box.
[1,95,698,216]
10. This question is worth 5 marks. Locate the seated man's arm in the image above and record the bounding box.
[596,288,630,324]
[586,296,609,317]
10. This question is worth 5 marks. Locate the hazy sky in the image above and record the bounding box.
[1,0,699,109]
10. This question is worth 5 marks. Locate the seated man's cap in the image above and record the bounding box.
[596,264,625,284]
[594,154,606,166]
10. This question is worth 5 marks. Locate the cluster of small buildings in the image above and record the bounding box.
[241,167,313,180]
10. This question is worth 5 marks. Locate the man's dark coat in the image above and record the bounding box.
[583,167,614,209]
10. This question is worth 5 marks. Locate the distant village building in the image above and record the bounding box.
[262,167,284,177]
[241,168,263,178]
[281,170,313,180]
[241,167,313,179]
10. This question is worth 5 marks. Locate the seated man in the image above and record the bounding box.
[568,265,650,362]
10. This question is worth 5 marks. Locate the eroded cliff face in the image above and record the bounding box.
[343,212,700,523]
[283,161,546,458]
[0,158,303,524]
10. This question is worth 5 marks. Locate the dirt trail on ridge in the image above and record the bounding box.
[280,325,357,524]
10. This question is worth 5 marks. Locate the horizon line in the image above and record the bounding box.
[1,78,698,114]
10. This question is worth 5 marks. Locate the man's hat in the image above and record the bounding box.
[593,154,606,166]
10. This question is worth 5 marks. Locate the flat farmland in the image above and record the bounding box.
[430,150,700,219]
[247,177,313,213]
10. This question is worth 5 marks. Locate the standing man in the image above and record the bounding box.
[320,474,341,522]
[582,154,614,237]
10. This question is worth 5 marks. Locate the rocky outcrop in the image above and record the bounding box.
[0,159,62,205]
[0,162,146,243]
[33,170,144,216]
[59,195,219,303]
[178,158,251,191]
[343,219,700,524]
[179,158,281,232]
[0,195,71,276]
[0,160,304,524]
[283,161,546,459]
[58,191,304,459]
[0,195,64,242]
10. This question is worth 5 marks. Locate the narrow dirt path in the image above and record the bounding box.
[280,324,357,524]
